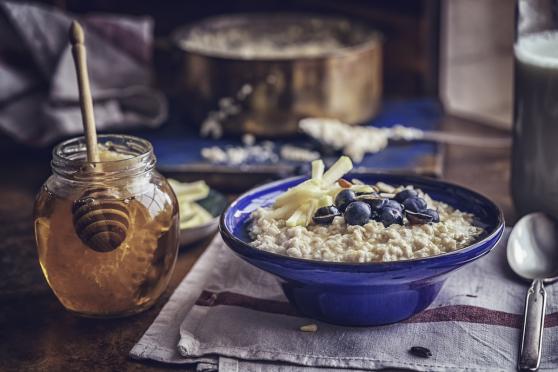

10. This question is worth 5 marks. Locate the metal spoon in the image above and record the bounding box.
[507,212,558,371]
[298,118,511,163]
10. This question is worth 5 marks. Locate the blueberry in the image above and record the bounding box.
[357,195,386,211]
[313,206,341,225]
[344,201,371,226]
[367,198,387,211]
[402,197,427,213]
[424,209,440,223]
[384,199,403,211]
[315,205,340,216]
[371,211,382,222]
[394,189,418,203]
[335,189,357,212]
[380,207,403,227]
[405,210,433,225]
[367,198,388,222]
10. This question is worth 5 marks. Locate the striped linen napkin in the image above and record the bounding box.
[130,229,558,371]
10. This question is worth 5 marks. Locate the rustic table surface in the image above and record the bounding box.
[0,116,513,371]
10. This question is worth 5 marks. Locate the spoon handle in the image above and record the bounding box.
[519,279,546,371]
[420,131,512,148]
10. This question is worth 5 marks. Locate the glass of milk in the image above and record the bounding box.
[512,0,558,218]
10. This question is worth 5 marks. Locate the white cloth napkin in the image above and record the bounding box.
[130,229,558,371]
[0,1,167,145]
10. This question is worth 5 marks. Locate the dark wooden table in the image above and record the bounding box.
[0,117,513,372]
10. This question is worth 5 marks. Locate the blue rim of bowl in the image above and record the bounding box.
[219,174,505,270]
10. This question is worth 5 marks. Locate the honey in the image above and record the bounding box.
[34,135,179,317]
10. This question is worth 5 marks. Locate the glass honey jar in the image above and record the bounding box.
[34,134,179,318]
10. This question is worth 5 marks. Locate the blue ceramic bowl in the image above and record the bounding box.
[219,174,505,326]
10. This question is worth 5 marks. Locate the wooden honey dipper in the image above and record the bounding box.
[69,21,130,253]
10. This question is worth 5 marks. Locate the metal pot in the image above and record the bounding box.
[172,13,382,137]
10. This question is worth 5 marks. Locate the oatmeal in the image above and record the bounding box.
[248,157,483,263]
[250,197,482,263]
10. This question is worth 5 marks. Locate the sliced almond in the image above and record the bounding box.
[299,324,318,332]
[379,192,396,198]
[376,182,395,193]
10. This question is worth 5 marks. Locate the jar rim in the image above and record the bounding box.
[51,134,156,181]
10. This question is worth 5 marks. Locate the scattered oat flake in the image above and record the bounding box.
[299,324,318,332]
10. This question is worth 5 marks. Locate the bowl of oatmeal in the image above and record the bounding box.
[219,158,504,325]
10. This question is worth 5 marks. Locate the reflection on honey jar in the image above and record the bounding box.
[33,135,179,318]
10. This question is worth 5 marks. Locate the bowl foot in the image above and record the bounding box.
[282,280,445,326]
